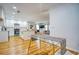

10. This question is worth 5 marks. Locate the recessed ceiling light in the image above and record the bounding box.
[12,6,16,9]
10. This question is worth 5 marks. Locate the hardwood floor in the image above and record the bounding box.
[0,36,59,55]
[0,36,78,55]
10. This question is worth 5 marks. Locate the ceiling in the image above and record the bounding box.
[0,3,58,22]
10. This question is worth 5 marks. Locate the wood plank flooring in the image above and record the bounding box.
[0,36,59,55]
[0,36,78,55]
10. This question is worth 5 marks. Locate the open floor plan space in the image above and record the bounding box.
[0,3,79,55]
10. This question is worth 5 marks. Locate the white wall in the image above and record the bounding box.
[49,4,79,51]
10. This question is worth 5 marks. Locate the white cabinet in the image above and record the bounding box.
[0,31,8,42]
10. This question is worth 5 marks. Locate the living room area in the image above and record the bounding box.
[0,3,79,55]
